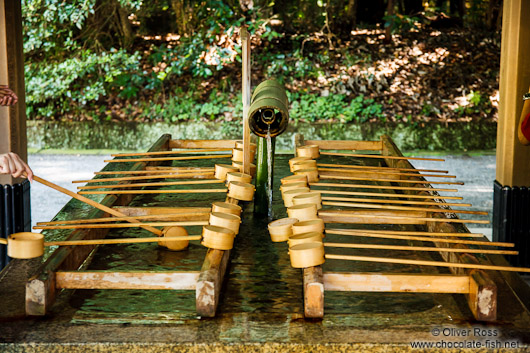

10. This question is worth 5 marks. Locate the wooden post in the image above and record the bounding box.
[303,266,324,318]
[196,249,231,317]
[241,27,252,176]
[0,0,27,185]
[496,0,530,187]
[468,270,497,321]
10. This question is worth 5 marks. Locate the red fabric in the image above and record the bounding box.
[523,112,530,142]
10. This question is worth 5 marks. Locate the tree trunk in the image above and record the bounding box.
[487,0,501,30]
[117,3,134,48]
[384,0,394,44]
[347,0,358,30]
[171,0,188,36]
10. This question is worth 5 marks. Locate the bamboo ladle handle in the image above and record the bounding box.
[31,175,163,236]
[325,254,530,273]
[45,235,202,246]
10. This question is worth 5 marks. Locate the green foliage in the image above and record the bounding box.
[455,90,493,117]
[25,49,141,119]
[383,14,420,34]
[465,0,489,28]
[21,0,498,124]
[22,0,92,56]
[289,93,383,123]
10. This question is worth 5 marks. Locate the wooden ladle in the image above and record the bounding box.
[0,231,201,259]
[27,174,185,247]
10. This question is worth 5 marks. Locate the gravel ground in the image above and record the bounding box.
[27,153,496,238]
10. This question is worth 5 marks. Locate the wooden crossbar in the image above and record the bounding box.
[323,272,470,293]
[55,271,199,290]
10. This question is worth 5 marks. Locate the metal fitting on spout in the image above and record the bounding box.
[248,79,289,138]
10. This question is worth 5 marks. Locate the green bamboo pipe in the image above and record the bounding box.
[254,136,276,215]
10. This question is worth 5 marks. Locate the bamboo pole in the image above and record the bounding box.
[73,173,214,184]
[44,235,202,247]
[78,188,228,195]
[78,179,223,190]
[105,154,232,163]
[319,211,489,224]
[94,169,214,176]
[318,167,457,179]
[324,254,530,273]
[323,242,518,255]
[315,190,463,200]
[36,212,209,226]
[340,229,484,238]
[111,149,230,157]
[322,201,488,215]
[31,175,162,236]
[320,151,445,162]
[319,175,463,186]
[312,182,458,193]
[317,163,449,174]
[325,229,511,247]
[34,221,209,230]
[146,166,214,170]
[241,26,252,175]
[321,196,472,207]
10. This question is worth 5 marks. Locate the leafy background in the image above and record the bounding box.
[23,0,501,125]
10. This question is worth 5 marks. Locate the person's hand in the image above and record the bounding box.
[0,152,33,181]
[0,85,18,106]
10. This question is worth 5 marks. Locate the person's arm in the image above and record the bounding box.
[518,92,530,146]
[0,85,18,106]
[0,153,33,181]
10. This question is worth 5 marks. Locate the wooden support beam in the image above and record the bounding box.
[55,271,199,290]
[26,134,172,316]
[468,270,497,321]
[196,249,231,317]
[323,272,470,293]
[304,139,382,151]
[303,266,324,318]
[496,0,530,187]
[0,0,26,185]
